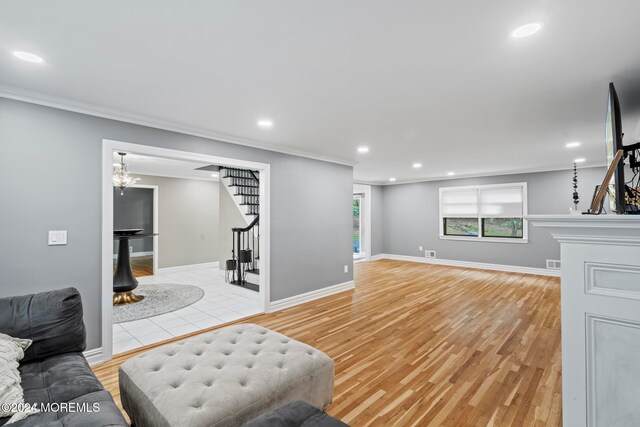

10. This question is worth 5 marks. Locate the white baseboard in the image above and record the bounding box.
[370,254,561,277]
[156,261,219,274]
[268,280,355,312]
[112,251,154,259]
[84,347,104,366]
[369,254,386,261]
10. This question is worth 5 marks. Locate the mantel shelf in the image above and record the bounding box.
[526,214,640,245]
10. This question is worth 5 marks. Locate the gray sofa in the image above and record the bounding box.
[242,401,348,427]
[0,287,128,427]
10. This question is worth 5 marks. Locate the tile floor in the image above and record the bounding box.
[112,266,262,354]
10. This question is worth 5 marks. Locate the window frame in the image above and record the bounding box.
[439,182,528,243]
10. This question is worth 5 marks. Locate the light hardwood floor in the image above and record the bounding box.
[112,255,153,277]
[94,259,562,426]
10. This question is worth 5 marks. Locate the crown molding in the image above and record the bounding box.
[375,164,607,186]
[0,84,357,167]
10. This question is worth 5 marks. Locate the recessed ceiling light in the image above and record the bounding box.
[13,51,44,63]
[357,146,369,153]
[574,158,586,163]
[447,171,455,176]
[512,22,542,38]
[566,141,581,148]
[389,177,396,182]
[211,173,219,177]
[412,163,422,169]
[257,119,273,128]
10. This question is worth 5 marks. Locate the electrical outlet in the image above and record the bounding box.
[425,250,436,258]
[344,265,349,273]
[419,246,423,251]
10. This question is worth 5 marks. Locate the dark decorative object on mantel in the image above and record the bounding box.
[572,162,579,211]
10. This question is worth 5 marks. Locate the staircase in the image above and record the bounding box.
[220,167,260,292]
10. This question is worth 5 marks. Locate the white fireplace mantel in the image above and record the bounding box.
[527,214,640,245]
[527,214,640,427]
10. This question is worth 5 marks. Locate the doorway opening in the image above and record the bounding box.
[101,140,270,361]
[353,184,371,261]
[353,194,363,259]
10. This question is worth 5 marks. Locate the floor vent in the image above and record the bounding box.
[425,250,436,258]
[546,259,561,270]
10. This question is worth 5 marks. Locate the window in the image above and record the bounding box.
[353,194,363,257]
[439,183,527,242]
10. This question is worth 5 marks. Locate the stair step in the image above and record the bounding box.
[228,184,259,188]
[229,280,259,292]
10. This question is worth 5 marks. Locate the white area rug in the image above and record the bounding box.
[114,284,204,323]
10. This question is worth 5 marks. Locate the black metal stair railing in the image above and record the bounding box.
[223,167,260,291]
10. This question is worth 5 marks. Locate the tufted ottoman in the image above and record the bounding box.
[118,324,335,427]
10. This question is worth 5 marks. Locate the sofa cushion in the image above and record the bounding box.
[0,288,86,363]
[242,401,349,427]
[0,333,36,424]
[19,352,104,406]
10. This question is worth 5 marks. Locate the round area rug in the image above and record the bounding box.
[114,284,204,324]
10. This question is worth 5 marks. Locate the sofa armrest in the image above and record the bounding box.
[0,287,87,362]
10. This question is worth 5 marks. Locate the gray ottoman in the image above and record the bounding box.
[119,324,335,427]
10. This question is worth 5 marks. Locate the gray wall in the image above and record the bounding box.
[129,175,220,269]
[381,167,606,268]
[113,187,154,253]
[0,98,353,351]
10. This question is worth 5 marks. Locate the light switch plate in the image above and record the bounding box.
[48,230,68,246]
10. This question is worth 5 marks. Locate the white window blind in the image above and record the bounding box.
[440,188,478,217]
[439,183,528,242]
[478,186,524,217]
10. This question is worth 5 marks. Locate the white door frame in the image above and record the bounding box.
[101,139,271,363]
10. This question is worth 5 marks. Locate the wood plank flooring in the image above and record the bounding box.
[112,255,153,277]
[94,259,562,426]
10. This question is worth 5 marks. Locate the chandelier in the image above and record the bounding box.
[113,152,140,195]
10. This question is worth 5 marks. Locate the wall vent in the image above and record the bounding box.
[425,250,436,258]
[546,259,562,270]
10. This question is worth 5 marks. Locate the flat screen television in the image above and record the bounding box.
[605,82,626,212]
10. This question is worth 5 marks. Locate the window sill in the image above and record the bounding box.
[439,236,529,244]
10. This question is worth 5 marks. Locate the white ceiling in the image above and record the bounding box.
[2,1,640,183]
[114,152,220,182]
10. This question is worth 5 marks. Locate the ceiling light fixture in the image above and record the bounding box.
[412,163,422,169]
[211,173,219,178]
[447,171,455,176]
[113,152,140,196]
[257,119,273,128]
[566,141,581,148]
[389,177,396,182]
[574,158,586,163]
[357,146,369,153]
[512,22,542,38]
[13,51,44,63]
